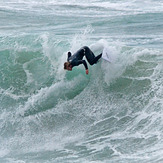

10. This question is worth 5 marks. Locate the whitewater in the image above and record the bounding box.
[0,0,163,162]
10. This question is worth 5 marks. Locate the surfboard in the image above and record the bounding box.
[102,48,112,63]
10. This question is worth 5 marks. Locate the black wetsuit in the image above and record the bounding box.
[67,46,102,70]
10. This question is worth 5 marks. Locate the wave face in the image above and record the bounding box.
[0,0,163,162]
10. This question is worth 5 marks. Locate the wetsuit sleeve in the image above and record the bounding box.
[78,60,88,70]
[70,60,88,70]
[67,52,71,61]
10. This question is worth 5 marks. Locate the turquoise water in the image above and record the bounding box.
[0,0,163,162]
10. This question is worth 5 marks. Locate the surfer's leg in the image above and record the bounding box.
[83,46,95,65]
[83,46,102,65]
[93,53,102,64]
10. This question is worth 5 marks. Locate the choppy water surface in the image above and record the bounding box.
[0,0,163,162]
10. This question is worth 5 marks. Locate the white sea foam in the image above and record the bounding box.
[0,0,163,162]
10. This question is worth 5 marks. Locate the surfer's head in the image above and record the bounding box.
[64,62,72,71]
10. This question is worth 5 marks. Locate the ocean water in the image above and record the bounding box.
[0,0,163,162]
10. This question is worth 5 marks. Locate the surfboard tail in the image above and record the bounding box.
[102,48,112,63]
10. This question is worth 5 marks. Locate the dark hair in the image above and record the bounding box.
[64,62,70,69]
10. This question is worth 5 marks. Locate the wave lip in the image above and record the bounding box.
[0,0,163,161]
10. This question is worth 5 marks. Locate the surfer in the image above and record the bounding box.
[64,46,102,75]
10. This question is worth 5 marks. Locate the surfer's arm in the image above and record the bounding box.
[77,60,89,74]
[71,60,88,74]
[67,52,72,61]
[77,60,88,70]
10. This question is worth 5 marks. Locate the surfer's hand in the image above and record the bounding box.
[86,69,89,75]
